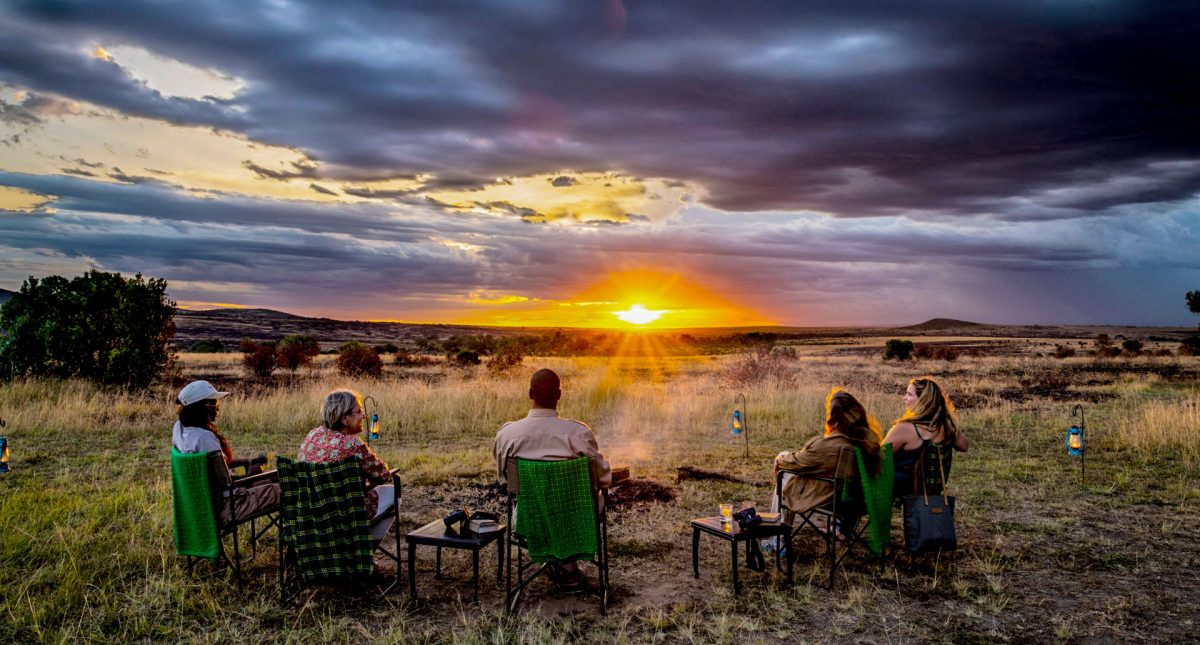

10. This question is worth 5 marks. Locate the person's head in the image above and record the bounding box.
[897,376,958,439]
[176,380,229,430]
[322,389,365,434]
[823,388,883,472]
[529,368,561,409]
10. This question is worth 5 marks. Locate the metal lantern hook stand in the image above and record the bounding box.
[733,393,749,459]
[0,416,9,475]
[363,395,380,444]
[1070,404,1086,483]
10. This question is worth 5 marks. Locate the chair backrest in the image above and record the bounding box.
[512,456,599,563]
[277,456,374,583]
[170,448,220,559]
[855,443,894,556]
[504,457,520,495]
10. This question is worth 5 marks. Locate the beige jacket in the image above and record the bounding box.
[775,433,859,515]
[494,408,612,490]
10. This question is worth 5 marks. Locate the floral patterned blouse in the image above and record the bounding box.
[298,426,391,518]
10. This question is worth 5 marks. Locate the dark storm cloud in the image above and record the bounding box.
[5,1,1198,217]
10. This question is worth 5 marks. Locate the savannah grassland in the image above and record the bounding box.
[1,338,1199,643]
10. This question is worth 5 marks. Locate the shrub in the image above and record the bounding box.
[189,339,224,353]
[914,344,960,361]
[1095,333,1113,349]
[1121,339,1144,355]
[1179,336,1200,357]
[486,343,524,374]
[724,346,793,384]
[276,334,320,371]
[240,338,277,379]
[1053,344,1076,358]
[0,271,175,389]
[453,349,481,367]
[337,341,383,377]
[1096,346,1122,358]
[374,342,400,355]
[883,339,914,361]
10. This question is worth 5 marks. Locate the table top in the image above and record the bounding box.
[405,519,507,547]
[691,516,790,540]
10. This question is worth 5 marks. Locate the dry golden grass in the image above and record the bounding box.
[1,348,1198,642]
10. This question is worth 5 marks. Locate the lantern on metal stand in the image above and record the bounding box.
[732,393,749,458]
[1067,404,1085,482]
[363,395,380,443]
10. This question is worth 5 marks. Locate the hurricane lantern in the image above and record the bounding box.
[363,396,380,443]
[1066,425,1084,456]
[0,436,10,474]
[731,410,743,436]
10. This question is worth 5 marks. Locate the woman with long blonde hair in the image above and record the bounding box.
[884,376,969,498]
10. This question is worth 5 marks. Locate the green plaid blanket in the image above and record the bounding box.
[856,445,895,556]
[277,457,374,583]
[172,448,219,559]
[514,457,599,563]
[918,443,954,495]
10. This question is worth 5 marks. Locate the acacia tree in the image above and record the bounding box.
[0,271,175,389]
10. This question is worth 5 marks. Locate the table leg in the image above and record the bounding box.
[496,534,504,588]
[435,545,442,579]
[472,548,480,606]
[691,528,700,578]
[731,539,740,594]
[408,542,417,599]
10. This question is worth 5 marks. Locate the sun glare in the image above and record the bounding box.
[614,304,666,326]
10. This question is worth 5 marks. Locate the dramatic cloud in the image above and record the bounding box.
[0,1,1198,324]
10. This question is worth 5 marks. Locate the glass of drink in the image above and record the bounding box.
[720,503,733,525]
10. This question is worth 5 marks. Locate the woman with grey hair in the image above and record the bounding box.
[297,389,396,540]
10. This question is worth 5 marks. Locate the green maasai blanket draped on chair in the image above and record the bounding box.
[514,457,599,563]
[277,457,374,583]
[856,444,895,556]
[172,448,219,559]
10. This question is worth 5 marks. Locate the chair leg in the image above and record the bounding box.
[231,525,243,592]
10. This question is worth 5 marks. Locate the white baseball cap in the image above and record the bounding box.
[177,380,230,406]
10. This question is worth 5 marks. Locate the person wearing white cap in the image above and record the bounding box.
[172,380,279,522]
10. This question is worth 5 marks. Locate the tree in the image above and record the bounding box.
[1121,339,1143,355]
[1187,290,1200,316]
[452,349,481,366]
[883,339,914,361]
[486,342,524,374]
[276,334,320,371]
[240,338,277,379]
[337,341,383,377]
[0,271,175,389]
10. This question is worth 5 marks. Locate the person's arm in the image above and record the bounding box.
[953,428,970,452]
[775,436,830,476]
[354,438,391,487]
[571,424,612,489]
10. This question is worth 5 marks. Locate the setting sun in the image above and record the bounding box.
[614,304,666,326]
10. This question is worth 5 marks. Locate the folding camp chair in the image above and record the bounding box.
[171,449,280,590]
[775,445,868,590]
[276,456,403,604]
[503,456,609,615]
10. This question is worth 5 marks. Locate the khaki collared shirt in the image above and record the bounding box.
[494,408,612,489]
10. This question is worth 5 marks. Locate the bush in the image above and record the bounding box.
[337,341,383,377]
[189,339,224,353]
[1095,333,1113,349]
[240,338,277,379]
[486,343,524,374]
[1053,344,1076,358]
[883,339,914,361]
[453,349,481,366]
[1121,339,1144,355]
[1096,346,1122,358]
[914,344,959,361]
[1179,336,1200,356]
[276,334,320,371]
[374,342,400,355]
[0,271,175,389]
[724,346,793,384]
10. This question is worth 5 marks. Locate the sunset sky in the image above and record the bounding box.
[2,2,1198,328]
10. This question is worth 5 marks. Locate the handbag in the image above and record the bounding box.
[901,444,957,553]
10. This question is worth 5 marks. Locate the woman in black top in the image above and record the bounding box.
[883,377,969,498]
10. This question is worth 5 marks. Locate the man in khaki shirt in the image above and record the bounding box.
[494,368,612,491]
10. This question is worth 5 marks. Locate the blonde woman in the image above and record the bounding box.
[883,377,969,498]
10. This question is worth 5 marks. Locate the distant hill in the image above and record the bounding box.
[0,288,14,307]
[183,307,310,320]
[900,318,985,331]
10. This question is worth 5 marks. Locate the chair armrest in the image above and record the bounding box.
[228,469,278,490]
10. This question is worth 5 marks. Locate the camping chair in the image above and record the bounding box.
[171,448,280,590]
[276,456,403,604]
[503,456,610,615]
[775,445,869,590]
